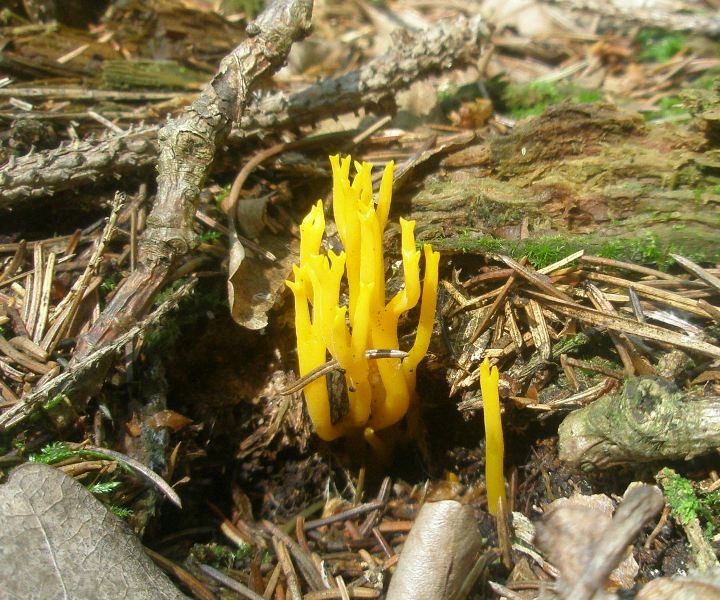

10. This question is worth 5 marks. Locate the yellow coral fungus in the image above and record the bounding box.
[481,357,506,516]
[287,156,440,441]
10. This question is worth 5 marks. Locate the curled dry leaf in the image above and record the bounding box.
[385,499,483,600]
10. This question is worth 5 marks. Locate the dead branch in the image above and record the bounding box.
[71,0,314,362]
[558,377,720,469]
[0,15,489,207]
[546,0,720,36]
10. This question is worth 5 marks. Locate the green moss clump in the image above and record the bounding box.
[189,543,254,569]
[636,28,687,63]
[501,81,602,120]
[658,467,720,539]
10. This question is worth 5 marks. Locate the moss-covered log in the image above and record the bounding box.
[408,103,720,266]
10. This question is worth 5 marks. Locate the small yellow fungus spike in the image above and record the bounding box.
[287,156,440,440]
[481,357,506,516]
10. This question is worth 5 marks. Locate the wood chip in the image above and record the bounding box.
[524,299,551,361]
[495,254,574,303]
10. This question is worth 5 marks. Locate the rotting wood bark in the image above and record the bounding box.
[0,15,489,207]
[557,377,720,469]
[409,103,720,262]
[71,0,314,362]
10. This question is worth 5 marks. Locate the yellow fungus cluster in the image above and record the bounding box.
[286,156,440,441]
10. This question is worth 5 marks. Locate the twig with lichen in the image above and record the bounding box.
[0,15,489,207]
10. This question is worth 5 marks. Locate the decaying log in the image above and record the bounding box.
[410,103,720,262]
[0,15,489,207]
[557,377,720,470]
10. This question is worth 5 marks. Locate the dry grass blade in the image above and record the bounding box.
[537,249,585,275]
[470,257,527,343]
[0,240,26,283]
[83,445,182,508]
[146,549,218,600]
[581,255,680,281]
[33,252,56,344]
[42,192,124,353]
[586,272,714,318]
[504,302,524,351]
[531,291,720,358]
[585,283,637,376]
[272,536,303,600]
[262,520,325,591]
[24,244,44,336]
[8,336,48,362]
[198,563,261,600]
[0,334,54,374]
[531,379,614,409]
[304,589,381,599]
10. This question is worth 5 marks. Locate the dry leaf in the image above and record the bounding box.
[0,463,187,600]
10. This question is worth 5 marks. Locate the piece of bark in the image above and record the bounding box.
[0,15,489,207]
[410,104,720,264]
[385,499,483,600]
[557,377,720,470]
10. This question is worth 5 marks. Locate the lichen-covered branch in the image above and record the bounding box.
[0,15,489,207]
[72,0,314,361]
[557,377,720,469]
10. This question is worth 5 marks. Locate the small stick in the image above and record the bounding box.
[670,253,720,293]
[263,563,282,600]
[199,563,264,600]
[628,286,646,323]
[581,255,679,281]
[495,254,574,303]
[280,350,407,395]
[303,501,384,531]
[272,537,303,600]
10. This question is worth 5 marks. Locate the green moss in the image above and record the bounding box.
[636,28,687,63]
[199,230,223,243]
[28,442,134,517]
[189,543,254,569]
[100,274,118,294]
[657,467,719,538]
[644,95,688,121]
[502,81,602,120]
[433,230,720,269]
